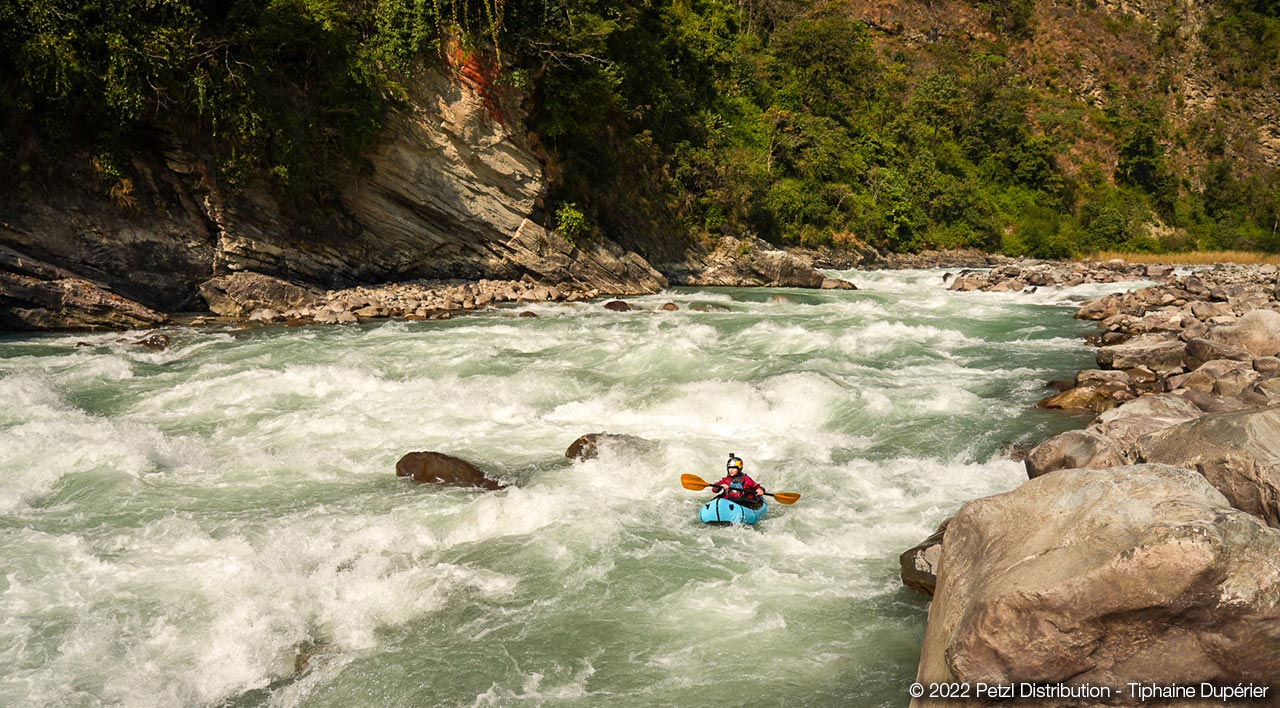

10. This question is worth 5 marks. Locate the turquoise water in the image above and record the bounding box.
[0,269,1125,707]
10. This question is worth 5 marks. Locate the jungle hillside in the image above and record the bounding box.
[3,0,1279,258]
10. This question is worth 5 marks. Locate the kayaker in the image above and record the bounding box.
[710,454,765,503]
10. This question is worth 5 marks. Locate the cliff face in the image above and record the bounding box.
[0,62,671,329]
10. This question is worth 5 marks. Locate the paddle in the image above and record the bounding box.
[680,473,801,504]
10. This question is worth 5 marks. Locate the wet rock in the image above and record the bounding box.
[603,300,631,312]
[659,302,679,311]
[395,451,503,490]
[518,310,538,318]
[820,278,858,290]
[139,334,171,351]
[1135,406,1280,527]
[565,432,661,461]
[1025,429,1128,477]
[914,465,1280,694]
[1038,382,1130,414]
[900,519,949,598]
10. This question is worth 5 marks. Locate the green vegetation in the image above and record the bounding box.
[2,0,1278,257]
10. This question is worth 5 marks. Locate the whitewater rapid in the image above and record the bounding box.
[0,269,1135,707]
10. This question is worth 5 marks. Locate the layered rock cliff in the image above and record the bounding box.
[0,63,707,330]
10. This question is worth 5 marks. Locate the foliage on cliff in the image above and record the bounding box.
[2,0,1279,256]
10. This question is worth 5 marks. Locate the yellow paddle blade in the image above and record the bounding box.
[768,492,801,505]
[681,473,710,491]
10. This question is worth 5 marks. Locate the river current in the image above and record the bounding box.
[1,269,1135,707]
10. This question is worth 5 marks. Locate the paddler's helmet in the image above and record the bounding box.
[727,454,744,473]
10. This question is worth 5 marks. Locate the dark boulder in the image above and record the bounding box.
[395,451,503,490]
[603,300,632,312]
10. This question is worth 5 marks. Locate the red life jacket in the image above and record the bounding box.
[715,472,761,500]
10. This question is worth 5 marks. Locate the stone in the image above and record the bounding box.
[1178,359,1258,397]
[395,451,503,490]
[198,272,321,318]
[1025,429,1128,477]
[660,302,679,311]
[1096,333,1186,373]
[672,236,825,288]
[1075,369,1131,386]
[1038,383,1129,414]
[603,300,632,312]
[1090,394,1202,449]
[1136,406,1280,527]
[820,277,858,290]
[564,432,661,461]
[139,333,171,350]
[518,310,538,318]
[1206,309,1280,357]
[1255,357,1280,374]
[913,465,1280,699]
[1185,337,1253,370]
[1172,388,1249,414]
[900,519,949,598]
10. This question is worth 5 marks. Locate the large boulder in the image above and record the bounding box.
[671,236,825,288]
[198,272,322,317]
[1025,429,1128,478]
[1037,382,1131,414]
[1089,394,1202,449]
[1176,359,1260,397]
[1135,405,1280,527]
[899,519,949,598]
[395,451,503,490]
[1184,337,1253,370]
[913,465,1280,705]
[1096,333,1186,373]
[1206,309,1280,357]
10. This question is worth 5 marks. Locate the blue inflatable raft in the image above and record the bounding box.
[699,496,768,525]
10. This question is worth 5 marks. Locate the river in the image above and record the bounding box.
[0,269,1133,707]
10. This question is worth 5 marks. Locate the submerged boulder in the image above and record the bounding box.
[1136,405,1280,527]
[395,451,503,490]
[913,465,1280,702]
[565,433,661,461]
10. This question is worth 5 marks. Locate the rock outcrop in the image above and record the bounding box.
[0,244,168,330]
[0,63,668,330]
[913,465,1280,706]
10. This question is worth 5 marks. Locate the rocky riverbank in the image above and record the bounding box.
[903,260,1280,706]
